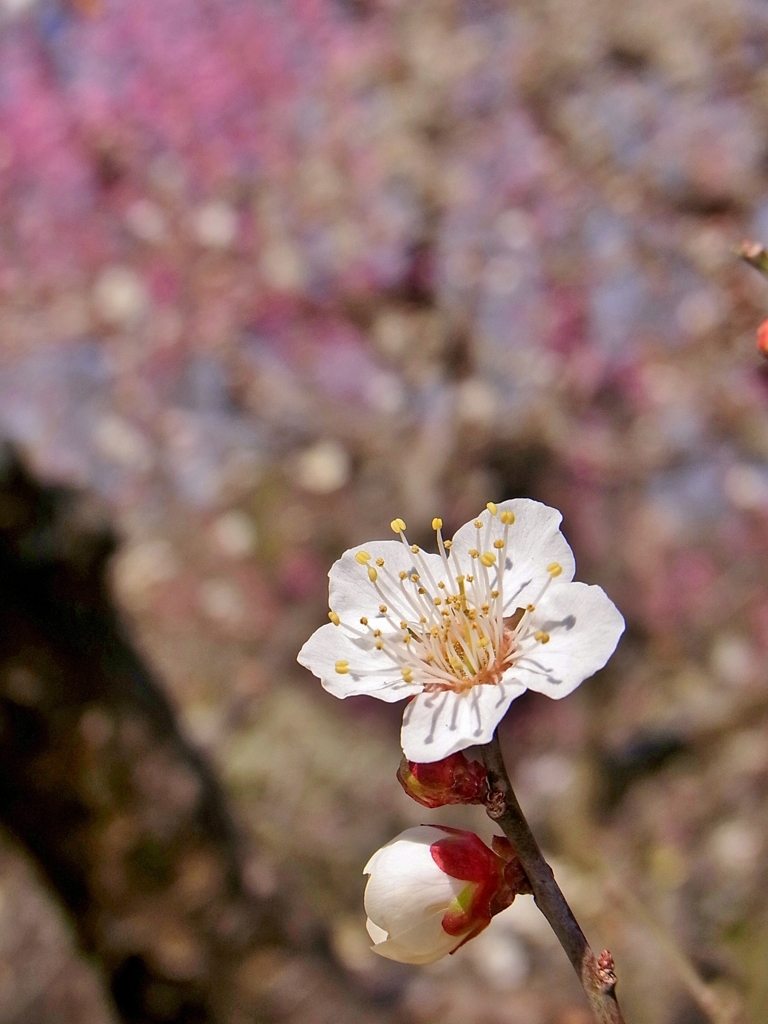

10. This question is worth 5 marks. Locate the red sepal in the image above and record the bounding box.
[431,828,500,883]
[429,828,531,941]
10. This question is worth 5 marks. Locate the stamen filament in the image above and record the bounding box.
[339,509,532,695]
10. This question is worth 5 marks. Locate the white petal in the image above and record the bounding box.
[400,681,526,762]
[297,623,421,702]
[366,918,389,944]
[509,582,624,699]
[363,826,450,875]
[450,500,576,611]
[328,540,446,627]
[364,828,462,937]
[363,826,484,963]
[367,913,465,964]
[365,838,466,964]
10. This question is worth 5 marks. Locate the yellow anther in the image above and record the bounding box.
[480,551,496,567]
[501,511,515,525]
[534,631,551,644]
[379,604,387,613]
[491,589,499,598]
[373,629,382,637]
[474,520,483,529]
[355,550,371,564]
[478,635,489,646]
[403,635,411,644]
[335,660,350,674]
[547,562,563,577]
[375,641,383,650]
[433,597,442,605]
[368,566,378,582]
[437,581,446,589]
[420,616,427,623]
[432,517,443,531]
[444,539,452,549]
[400,621,408,629]
[411,544,420,554]
[494,538,505,549]
[487,502,498,515]
[390,518,407,533]
[376,557,385,567]
[360,616,369,625]
[411,573,419,582]
[481,603,490,613]
[469,548,479,558]
[399,570,408,580]
[401,668,414,682]
[467,574,474,582]
[418,587,426,595]
[527,603,535,612]
[328,611,340,626]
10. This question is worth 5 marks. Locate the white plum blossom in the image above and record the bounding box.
[298,499,624,762]
[363,825,525,964]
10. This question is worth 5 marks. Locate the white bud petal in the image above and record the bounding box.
[363,826,473,965]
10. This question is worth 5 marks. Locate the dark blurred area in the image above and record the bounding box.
[0,0,767,1022]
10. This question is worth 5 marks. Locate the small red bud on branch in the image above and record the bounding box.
[397,752,489,808]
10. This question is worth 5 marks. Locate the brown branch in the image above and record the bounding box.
[481,732,627,1024]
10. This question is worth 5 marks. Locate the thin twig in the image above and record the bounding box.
[481,732,627,1024]
[554,818,742,1024]
[736,239,768,277]
[601,866,742,1024]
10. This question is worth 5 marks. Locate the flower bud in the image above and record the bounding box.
[396,752,488,808]
[363,825,529,964]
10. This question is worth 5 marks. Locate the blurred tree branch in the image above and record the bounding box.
[0,448,390,1024]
